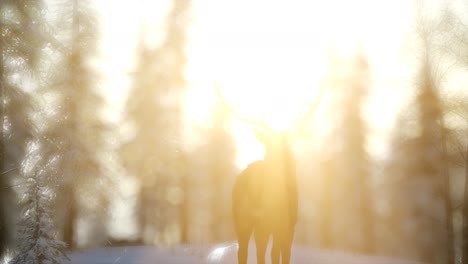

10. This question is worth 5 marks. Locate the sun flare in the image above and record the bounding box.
[96,0,414,166]
[185,0,333,133]
[183,0,413,161]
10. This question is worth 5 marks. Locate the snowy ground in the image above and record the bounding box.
[66,242,427,264]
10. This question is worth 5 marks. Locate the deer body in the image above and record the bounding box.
[232,132,298,264]
[214,81,324,264]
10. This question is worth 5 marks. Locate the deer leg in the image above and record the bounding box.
[236,225,251,264]
[271,235,280,264]
[254,229,268,264]
[280,231,294,264]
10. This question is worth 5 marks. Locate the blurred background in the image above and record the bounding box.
[1,0,468,264]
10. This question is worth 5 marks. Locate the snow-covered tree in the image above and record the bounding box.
[121,0,191,245]
[10,146,69,264]
[29,0,114,248]
[0,0,48,257]
[383,56,448,264]
[324,50,375,253]
[207,105,236,242]
[55,0,111,248]
[338,53,374,254]
[190,102,236,242]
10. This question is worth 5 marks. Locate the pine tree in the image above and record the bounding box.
[0,164,8,257]
[0,0,48,257]
[39,0,112,248]
[328,51,375,253]
[0,8,6,253]
[121,0,191,245]
[464,144,468,264]
[206,103,236,242]
[384,57,448,263]
[11,147,69,264]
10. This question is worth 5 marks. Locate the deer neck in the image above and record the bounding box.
[263,148,295,181]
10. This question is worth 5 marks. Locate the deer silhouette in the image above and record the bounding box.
[216,84,324,264]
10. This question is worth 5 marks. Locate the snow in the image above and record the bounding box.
[67,246,205,264]
[66,242,427,264]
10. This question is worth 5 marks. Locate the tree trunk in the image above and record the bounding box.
[137,188,146,242]
[179,174,189,243]
[443,167,454,264]
[0,16,7,257]
[63,186,76,249]
[361,177,375,255]
[462,145,468,264]
[179,152,189,243]
[441,121,454,264]
[320,159,334,248]
[0,179,6,258]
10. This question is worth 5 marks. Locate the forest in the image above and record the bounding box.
[1,0,468,264]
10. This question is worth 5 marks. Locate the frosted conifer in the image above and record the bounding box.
[10,152,69,264]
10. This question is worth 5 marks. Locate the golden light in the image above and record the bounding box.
[90,0,418,243]
[182,0,414,165]
[95,0,414,165]
[186,0,330,133]
[215,81,325,131]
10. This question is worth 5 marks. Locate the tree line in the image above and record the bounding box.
[1,1,468,264]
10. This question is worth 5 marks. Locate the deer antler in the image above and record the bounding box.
[215,80,326,132]
[214,82,270,130]
[288,79,326,131]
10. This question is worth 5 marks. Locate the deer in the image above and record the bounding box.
[215,83,325,264]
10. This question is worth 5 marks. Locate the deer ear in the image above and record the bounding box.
[253,128,267,143]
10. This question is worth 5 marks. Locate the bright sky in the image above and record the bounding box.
[94,0,421,168]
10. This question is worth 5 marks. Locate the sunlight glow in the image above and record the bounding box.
[186,0,330,133]
[182,0,413,165]
[185,0,412,134]
[97,0,414,165]
[92,0,418,241]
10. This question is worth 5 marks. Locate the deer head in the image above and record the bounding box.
[215,82,325,156]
